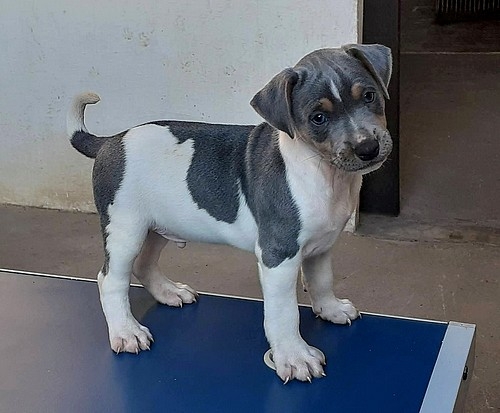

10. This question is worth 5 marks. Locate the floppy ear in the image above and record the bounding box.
[250,68,299,138]
[343,44,392,99]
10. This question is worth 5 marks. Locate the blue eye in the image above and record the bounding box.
[311,113,327,126]
[363,91,376,103]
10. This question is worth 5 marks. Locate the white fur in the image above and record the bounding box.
[252,132,361,381]
[278,131,362,257]
[99,125,363,379]
[119,124,258,251]
[99,124,260,353]
[329,79,342,102]
[69,42,394,382]
[256,250,326,382]
[66,92,100,134]
[133,231,198,306]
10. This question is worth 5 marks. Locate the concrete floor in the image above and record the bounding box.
[0,204,498,411]
[401,0,500,53]
[399,0,500,229]
[399,53,500,229]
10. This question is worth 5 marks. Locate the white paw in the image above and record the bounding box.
[313,297,359,325]
[148,280,198,307]
[109,318,154,354]
[272,340,326,382]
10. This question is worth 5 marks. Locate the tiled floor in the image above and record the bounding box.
[1,204,498,411]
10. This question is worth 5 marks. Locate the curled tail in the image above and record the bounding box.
[67,92,104,159]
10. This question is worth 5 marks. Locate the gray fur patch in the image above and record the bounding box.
[92,135,126,273]
[152,121,253,224]
[150,121,301,268]
[242,124,301,268]
[70,130,109,159]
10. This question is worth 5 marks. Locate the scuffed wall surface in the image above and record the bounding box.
[0,1,359,211]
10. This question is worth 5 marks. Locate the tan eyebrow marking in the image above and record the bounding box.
[351,83,364,100]
[318,98,334,113]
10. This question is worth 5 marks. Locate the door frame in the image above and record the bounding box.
[360,0,400,216]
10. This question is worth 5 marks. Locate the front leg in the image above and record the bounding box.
[302,249,359,325]
[258,253,326,382]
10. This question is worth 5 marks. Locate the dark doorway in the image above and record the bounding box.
[362,0,500,231]
[399,0,500,228]
[360,0,400,216]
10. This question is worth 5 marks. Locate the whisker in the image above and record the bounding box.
[302,153,321,162]
[316,156,322,175]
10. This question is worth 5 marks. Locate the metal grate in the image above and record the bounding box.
[436,0,500,22]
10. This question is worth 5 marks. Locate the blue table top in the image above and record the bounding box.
[0,272,448,413]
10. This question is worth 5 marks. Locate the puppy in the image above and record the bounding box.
[67,43,392,383]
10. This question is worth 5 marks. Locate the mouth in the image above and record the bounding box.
[330,156,386,173]
[331,136,393,173]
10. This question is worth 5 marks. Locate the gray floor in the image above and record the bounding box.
[395,8,500,410]
[399,53,500,229]
[399,0,500,229]
[401,0,500,53]
[1,204,498,411]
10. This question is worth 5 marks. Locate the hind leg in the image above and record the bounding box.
[133,231,198,307]
[98,215,153,353]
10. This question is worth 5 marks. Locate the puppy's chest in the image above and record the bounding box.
[299,187,353,233]
[292,173,361,254]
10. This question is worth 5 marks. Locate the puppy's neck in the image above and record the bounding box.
[278,130,361,197]
[278,130,334,177]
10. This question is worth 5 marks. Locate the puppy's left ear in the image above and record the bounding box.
[250,68,299,138]
[343,44,392,99]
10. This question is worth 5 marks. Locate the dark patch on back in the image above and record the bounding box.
[152,121,254,224]
[92,134,126,273]
[242,123,301,268]
[96,120,300,269]
[71,130,109,159]
[151,120,301,268]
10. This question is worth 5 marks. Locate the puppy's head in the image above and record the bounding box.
[250,44,393,174]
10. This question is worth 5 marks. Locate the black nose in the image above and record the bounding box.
[354,140,379,161]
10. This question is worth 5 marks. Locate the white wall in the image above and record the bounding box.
[0,0,360,212]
